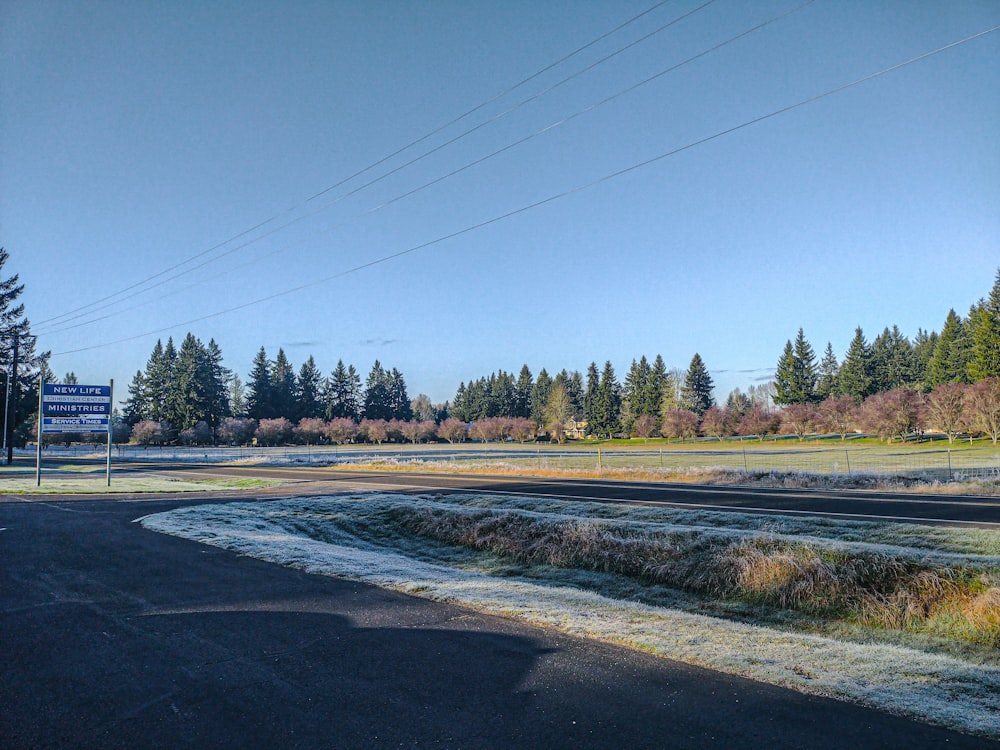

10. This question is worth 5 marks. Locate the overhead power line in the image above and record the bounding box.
[50,23,1000,358]
[33,0,676,331]
[40,0,808,338]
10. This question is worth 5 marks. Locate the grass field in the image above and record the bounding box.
[0,463,282,494]
[142,492,1000,739]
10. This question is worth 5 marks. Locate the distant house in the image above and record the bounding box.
[564,416,588,440]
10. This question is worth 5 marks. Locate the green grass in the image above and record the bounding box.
[0,473,282,494]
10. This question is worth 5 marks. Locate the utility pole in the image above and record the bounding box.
[5,335,19,465]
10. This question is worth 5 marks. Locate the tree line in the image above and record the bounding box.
[6,243,999,449]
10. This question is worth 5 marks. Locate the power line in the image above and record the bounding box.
[33,0,676,331]
[41,0,809,338]
[50,23,999,358]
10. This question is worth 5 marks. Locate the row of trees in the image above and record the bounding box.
[122,376,1000,448]
[123,337,426,438]
[773,270,1000,405]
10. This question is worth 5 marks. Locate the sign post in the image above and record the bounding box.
[37,382,113,487]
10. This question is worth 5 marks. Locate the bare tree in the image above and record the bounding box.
[738,408,781,442]
[255,417,293,446]
[660,409,699,440]
[294,417,326,445]
[698,406,734,441]
[509,417,535,443]
[966,377,1000,444]
[359,418,388,445]
[780,403,816,441]
[323,417,358,445]
[436,417,467,444]
[925,383,968,444]
[633,414,658,443]
[859,389,923,443]
[814,395,858,441]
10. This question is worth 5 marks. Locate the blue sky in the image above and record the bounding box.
[2,0,998,405]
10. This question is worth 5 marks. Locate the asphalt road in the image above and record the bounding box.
[2,490,997,749]
[116,461,1000,527]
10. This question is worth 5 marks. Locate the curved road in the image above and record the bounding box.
[117,461,1000,527]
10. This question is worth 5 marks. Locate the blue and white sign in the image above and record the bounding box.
[42,384,112,416]
[42,417,110,433]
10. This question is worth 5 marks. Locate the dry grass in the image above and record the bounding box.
[389,504,999,648]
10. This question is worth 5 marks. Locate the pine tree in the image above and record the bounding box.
[325,360,361,421]
[623,356,651,431]
[912,328,937,388]
[592,360,622,438]
[388,368,412,421]
[270,349,296,419]
[643,355,667,418]
[871,325,914,391]
[682,353,714,416]
[229,373,247,418]
[171,333,213,431]
[205,338,231,431]
[815,342,839,400]
[123,370,147,425]
[837,327,873,402]
[530,368,552,426]
[363,360,392,420]
[969,269,1000,380]
[514,365,533,419]
[583,362,600,427]
[143,339,173,423]
[773,340,797,405]
[297,356,323,420]
[247,347,273,420]
[926,310,970,385]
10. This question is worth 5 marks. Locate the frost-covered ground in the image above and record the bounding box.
[141,493,1000,739]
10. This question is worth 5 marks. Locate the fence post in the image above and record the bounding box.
[659,448,663,468]
[742,445,748,472]
[845,450,851,476]
[948,449,952,481]
[598,447,602,474]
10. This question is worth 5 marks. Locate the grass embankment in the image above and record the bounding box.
[390,501,1000,652]
[141,493,1000,738]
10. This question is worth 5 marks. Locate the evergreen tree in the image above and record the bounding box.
[229,373,247,418]
[590,360,622,438]
[363,360,392,420]
[837,327,873,402]
[554,369,584,416]
[205,338,231,431]
[926,310,970,385]
[775,329,818,404]
[530,368,553,426]
[325,360,361,421]
[297,356,323,420]
[514,365,533,419]
[142,339,173,423]
[912,328,937,388]
[450,382,471,423]
[623,356,651,430]
[62,372,78,385]
[969,269,1000,380]
[388,368,412,421]
[643,355,667,418]
[583,362,600,426]
[815,342,839,400]
[870,325,914,392]
[123,370,147,425]
[270,348,296,419]
[246,346,274,420]
[773,340,797,405]
[171,333,213,431]
[682,353,714,416]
